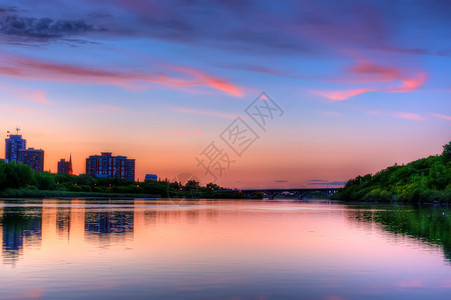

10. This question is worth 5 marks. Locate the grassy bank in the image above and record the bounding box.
[0,188,160,199]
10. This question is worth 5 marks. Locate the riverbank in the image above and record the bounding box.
[0,188,160,199]
[0,161,260,199]
[331,141,451,203]
[0,188,258,199]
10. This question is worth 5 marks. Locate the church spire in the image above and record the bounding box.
[69,153,73,175]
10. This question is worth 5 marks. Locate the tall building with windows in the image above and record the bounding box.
[58,155,73,175]
[5,132,26,163]
[18,148,44,172]
[86,152,135,181]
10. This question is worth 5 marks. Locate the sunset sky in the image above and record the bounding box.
[0,0,450,188]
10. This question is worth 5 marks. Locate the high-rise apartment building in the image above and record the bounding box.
[5,133,26,163]
[86,152,135,181]
[18,148,44,172]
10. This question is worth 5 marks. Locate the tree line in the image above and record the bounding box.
[0,161,257,199]
[332,141,451,202]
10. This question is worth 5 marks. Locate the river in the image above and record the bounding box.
[0,199,449,299]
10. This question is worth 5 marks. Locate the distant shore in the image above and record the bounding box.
[0,189,159,199]
[0,188,258,200]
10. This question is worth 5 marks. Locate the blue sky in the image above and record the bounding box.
[0,0,450,187]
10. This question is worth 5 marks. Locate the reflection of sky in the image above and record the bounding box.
[0,200,450,299]
[0,1,450,187]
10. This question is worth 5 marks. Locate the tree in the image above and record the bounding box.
[76,174,95,186]
[206,182,221,191]
[186,180,199,188]
[443,140,451,161]
[35,172,56,190]
[0,162,35,190]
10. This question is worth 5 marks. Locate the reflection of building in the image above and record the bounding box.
[86,152,135,181]
[58,155,73,175]
[18,148,44,172]
[145,174,157,181]
[85,211,134,235]
[2,208,42,265]
[0,200,226,267]
[56,208,71,237]
[5,132,26,163]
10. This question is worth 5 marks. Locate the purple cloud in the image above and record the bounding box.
[2,0,448,59]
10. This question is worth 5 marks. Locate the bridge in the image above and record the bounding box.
[240,188,341,200]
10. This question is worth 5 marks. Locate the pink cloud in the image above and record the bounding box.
[169,66,243,97]
[172,106,237,119]
[432,113,451,121]
[396,112,425,121]
[0,84,51,104]
[28,90,50,103]
[314,59,427,101]
[0,52,243,96]
[391,71,427,93]
[348,62,399,82]
[314,88,374,101]
[0,54,182,89]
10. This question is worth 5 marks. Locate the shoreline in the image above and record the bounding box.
[0,188,254,200]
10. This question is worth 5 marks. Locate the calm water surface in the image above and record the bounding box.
[0,199,450,299]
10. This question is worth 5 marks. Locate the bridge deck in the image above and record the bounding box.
[241,188,340,193]
[240,188,341,200]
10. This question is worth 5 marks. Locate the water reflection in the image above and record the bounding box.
[347,204,451,263]
[2,200,450,265]
[0,199,218,265]
[85,210,134,240]
[0,199,449,299]
[56,206,71,237]
[1,204,42,265]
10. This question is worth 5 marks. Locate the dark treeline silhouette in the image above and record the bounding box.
[332,141,451,202]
